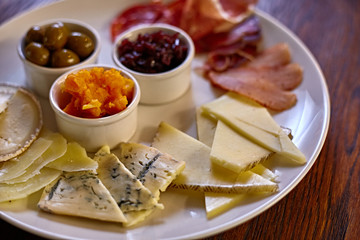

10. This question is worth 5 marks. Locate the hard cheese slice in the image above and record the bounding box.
[3,131,67,184]
[0,167,61,202]
[46,142,98,171]
[38,171,127,223]
[0,137,52,182]
[113,142,186,199]
[95,145,163,213]
[196,107,217,147]
[152,122,278,193]
[201,92,306,164]
[210,120,273,173]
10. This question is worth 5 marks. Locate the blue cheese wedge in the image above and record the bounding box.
[95,146,163,213]
[38,171,127,223]
[152,122,278,193]
[113,142,185,199]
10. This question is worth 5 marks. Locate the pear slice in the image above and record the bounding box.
[0,85,43,162]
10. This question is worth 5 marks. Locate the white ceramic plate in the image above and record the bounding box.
[0,0,330,239]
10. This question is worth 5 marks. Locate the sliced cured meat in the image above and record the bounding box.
[206,43,303,111]
[110,3,169,41]
[110,0,259,53]
[246,43,292,68]
[212,63,303,91]
[196,15,261,53]
[208,70,298,111]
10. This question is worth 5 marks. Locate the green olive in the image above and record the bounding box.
[25,25,44,45]
[24,42,50,66]
[51,49,80,68]
[66,32,95,59]
[43,22,69,51]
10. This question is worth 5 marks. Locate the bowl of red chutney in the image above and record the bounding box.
[112,23,195,105]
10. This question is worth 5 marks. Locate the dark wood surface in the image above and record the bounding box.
[1,0,359,239]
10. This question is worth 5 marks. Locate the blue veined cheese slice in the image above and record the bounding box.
[152,122,278,193]
[95,146,163,213]
[38,171,127,223]
[113,142,185,200]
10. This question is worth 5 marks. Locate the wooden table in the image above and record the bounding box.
[0,0,359,239]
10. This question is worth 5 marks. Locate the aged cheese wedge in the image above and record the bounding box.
[0,167,61,202]
[46,142,98,171]
[152,122,278,193]
[3,131,67,184]
[123,209,156,227]
[197,107,277,176]
[202,92,281,134]
[0,137,52,182]
[201,92,306,163]
[204,164,278,219]
[38,171,127,223]
[196,108,217,147]
[113,142,186,199]
[0,87,43,162]
[95,145,163,213]
[210,120,273,173]
[205,192,246,219]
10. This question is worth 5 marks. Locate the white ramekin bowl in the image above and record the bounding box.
[17,18,101,98]
[112,23,195,105]
[49,64,140,152]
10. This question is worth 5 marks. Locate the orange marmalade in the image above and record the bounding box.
[61,67,134,118]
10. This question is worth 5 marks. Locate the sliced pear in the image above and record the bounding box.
[0,86,43,162]
[38,171,127,223]
[0,167,61,202]
[152,122,278,193]
[46,142,98,171]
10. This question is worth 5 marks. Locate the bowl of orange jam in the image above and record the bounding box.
[49,64,140,152]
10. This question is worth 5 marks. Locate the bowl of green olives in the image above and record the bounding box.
[17,19,101,98]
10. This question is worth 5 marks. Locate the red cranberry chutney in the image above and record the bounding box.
[117,30,188,74]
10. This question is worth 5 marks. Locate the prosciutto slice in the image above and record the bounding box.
[207,43,303,111]
[110,0,258,52]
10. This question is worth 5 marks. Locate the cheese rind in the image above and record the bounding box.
[95,146,163,213]
[0,88,42,162]
[152,122,278,193]
[38,171,127,223]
